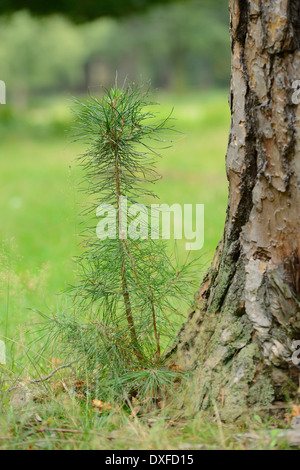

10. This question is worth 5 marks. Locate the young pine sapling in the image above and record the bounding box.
[52,85,197,401]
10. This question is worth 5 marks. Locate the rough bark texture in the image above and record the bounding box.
[173,0,300,421]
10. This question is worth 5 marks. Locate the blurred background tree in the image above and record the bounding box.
[0,0,229,105]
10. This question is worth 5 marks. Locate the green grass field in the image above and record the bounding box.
[1,90,292,450]
[0,90,229,341]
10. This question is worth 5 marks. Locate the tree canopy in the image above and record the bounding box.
[0,0,188,21]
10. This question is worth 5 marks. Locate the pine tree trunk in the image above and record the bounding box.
[173,0,300,421]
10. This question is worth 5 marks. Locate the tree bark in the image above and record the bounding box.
[173,0,300,422]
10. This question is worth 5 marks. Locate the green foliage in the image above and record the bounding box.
[0,0,189,21]
[47,85,197,401]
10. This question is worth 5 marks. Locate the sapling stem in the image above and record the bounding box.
[114,146,143,361]
[149,286,160,363]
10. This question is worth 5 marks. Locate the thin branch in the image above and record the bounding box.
[27,361,77,384]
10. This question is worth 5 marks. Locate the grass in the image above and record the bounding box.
[0,90,229,341]
[0,371,295,450]
[1,89,295,450]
